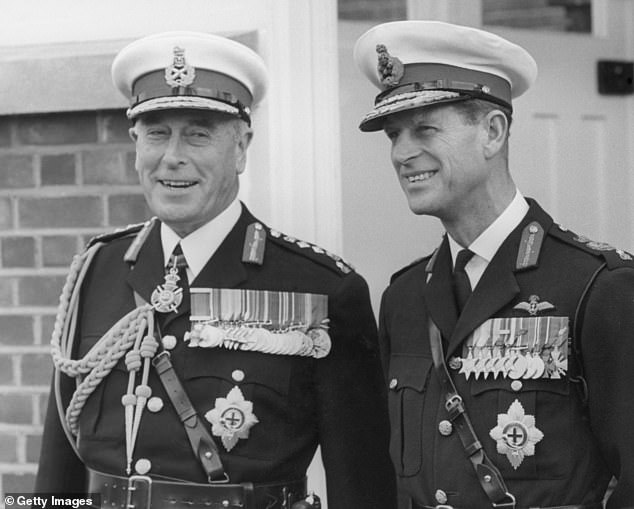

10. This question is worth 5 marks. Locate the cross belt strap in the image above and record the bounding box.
[152,349,226,482]
[87,467,307,509]
[428,320,516,509]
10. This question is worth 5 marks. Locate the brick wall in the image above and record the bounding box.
[0,110,150,494]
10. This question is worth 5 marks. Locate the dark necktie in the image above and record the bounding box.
[453,249,474,314]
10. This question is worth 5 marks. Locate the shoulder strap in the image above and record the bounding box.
[570,262,607,406]
[428,319,516,509]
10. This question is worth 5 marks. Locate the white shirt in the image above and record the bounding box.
[160,198,242,282]
[448,190,529,290]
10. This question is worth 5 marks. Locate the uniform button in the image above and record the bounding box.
[135,458,151,475]
[162,335,177,350]
[448,357,462,370]
[511,380,523,392]
[435,489,448,504]
[147,396,164,413]
[438,420,453,436]
[389,378,398,390]
[232,370,245,382]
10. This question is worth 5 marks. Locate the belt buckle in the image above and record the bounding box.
[126,475,151,509]
[444,394,463,413]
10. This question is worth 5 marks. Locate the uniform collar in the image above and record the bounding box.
[448,189,529,267]
[160,198,242,280]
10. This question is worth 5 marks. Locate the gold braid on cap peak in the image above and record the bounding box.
[376,44,404,88]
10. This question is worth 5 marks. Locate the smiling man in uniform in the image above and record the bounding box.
[355,20,634,509]
[35,31,396,509]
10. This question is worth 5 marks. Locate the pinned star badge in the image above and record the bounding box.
[165,46,196,88]
[205,386,259,452]
[513,295,555,316]
[489,399,544,469]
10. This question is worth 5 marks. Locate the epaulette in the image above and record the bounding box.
[390,254,431,284]
[550,223,634,270]
[515,221,546,271]
[246,222,355,275]
[86,218,156,264]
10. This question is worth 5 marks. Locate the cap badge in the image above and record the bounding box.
[489,399,544,470]
[165,46,196,88]
[376,44,404,87]
[205,386,259,452]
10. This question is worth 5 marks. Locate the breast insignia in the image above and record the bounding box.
[489,399,544,470]
[205,386,259,452]
[513,295,555,316]
[187,288,331,359]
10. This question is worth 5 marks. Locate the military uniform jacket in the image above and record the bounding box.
[379,200,634,508]
[36,204,397,509]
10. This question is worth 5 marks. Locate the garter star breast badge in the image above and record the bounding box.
[489,399,544,470]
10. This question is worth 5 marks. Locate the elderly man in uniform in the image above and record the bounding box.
[35,31,396,509]
[354,21,634,509]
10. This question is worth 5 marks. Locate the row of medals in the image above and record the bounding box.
[452,345,568,380]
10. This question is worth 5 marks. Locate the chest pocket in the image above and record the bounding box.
[388,354,433,477]
[183,348,294,460]
[469,377,572,480]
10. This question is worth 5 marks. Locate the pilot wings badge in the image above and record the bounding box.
[513,295,555,316]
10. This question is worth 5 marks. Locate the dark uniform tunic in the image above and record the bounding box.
[36,204,397,509]
[380,200,634,508]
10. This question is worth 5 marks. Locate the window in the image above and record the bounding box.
[338,0,407,21]
[482,0,592,33]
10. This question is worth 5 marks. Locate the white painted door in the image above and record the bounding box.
[497,2,634,251]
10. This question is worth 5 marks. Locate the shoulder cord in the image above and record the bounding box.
[51,241,226,481]
[429,320,516,509]
[570,262,607,406]
[51,242,157,473]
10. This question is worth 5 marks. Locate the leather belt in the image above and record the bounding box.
[413,504,603,509]
[87,468,307,509]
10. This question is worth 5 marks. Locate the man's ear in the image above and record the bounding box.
[129,126,139,143]
[235,127,254,175]
[482,110,509,159]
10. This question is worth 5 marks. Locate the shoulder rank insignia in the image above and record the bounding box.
[516,222,545,270]
[489,399,544,470]
[513,295,555,316]
[268,228,354,275]
[205,386,259,452]
[123,218,157,263]
[555,224,634,263]
[242,222,266,265]
[87,218,155,253]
